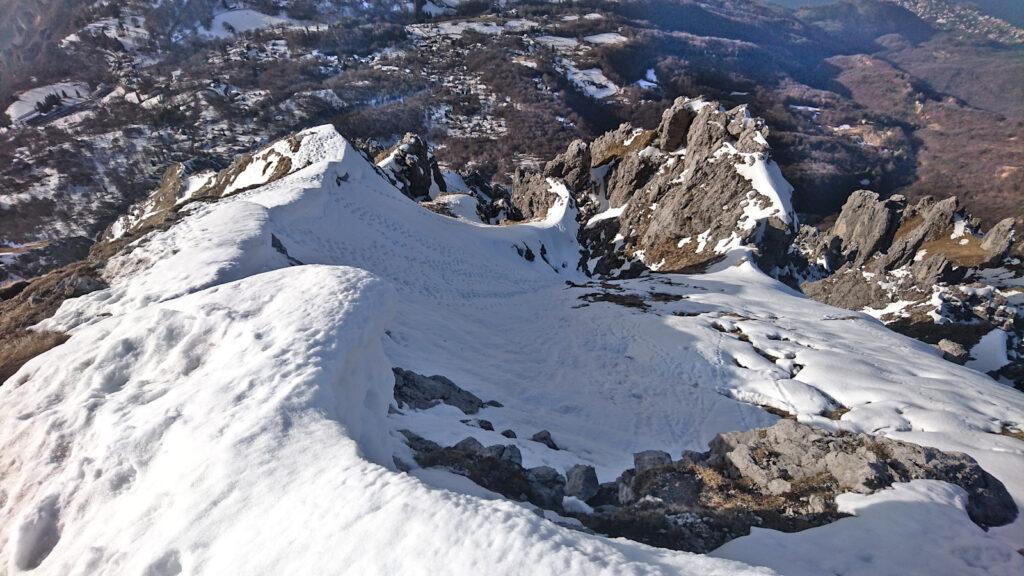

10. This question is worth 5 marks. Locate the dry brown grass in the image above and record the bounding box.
[0,330,69,384]
[919,235,991,267]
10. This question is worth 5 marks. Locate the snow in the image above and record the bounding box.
[863,299,916,320]
[967,329,1011,373]
[586,203,627,227]
[432,193,482,221]
[4,124,773,576]
[535,35,580,51]
[409,20,504,38]
[714,480,1024,576]
[6,125,1023,574]
[584,32,629,45]
[734,155,797,229]
[5,82,91,124]
[198,9,303,38]
[561,62,620,99]
[62,18,150,51]
[563,496,594,515]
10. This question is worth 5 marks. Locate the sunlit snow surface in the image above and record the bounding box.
[2,126,1022,575]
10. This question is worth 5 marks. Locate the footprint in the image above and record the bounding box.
[12,494,62,570]
[143,550,183,576]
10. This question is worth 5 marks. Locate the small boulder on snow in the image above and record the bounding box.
[392,368,486,414]
[938,338,969,364]
[530,430,560,450]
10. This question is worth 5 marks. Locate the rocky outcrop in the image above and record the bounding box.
[405,431,566,510]
[582,420,1016,553]
[795,191,1021,387]
[392,368,492,415]
[506,97,798,277]
[403,417,1015,555]
[509,139,592,220]
[656,97,696,152]
[706,420,1014,528]
[616,101,796,273]
[376,133,447,201]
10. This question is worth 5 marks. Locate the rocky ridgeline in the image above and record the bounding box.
[397,365,1016,552]
[502,97,1022,388]
[510,97,796,277]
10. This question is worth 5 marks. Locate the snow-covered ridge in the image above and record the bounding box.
[2,125,1022,575]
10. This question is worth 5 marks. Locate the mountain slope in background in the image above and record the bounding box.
[1,0,1022,286]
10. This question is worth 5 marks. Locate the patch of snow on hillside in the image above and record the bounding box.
[714,480,1024,576]
[5,82,91,124]
[967,329,1011,373]
[734,155,797,229]
[561,62,619,99]
[584,32,628,45]
[198,9,303,38]
[535,35,580,52]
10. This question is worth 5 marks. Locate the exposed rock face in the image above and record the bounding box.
[614,102,796,274]
[510,170,560,221]
[708,420,1015,528]
[981,218,1016,264]
[392,368,487,415]
[509,139,592,221]
[505,97,797,277]
[404,416,1015,555]
[826,190,904,268]
[795,191,1022,388]
[580,420,1016,553]
[565,465,599,501]
[656,97,695,152]
[377,133,447,201]
[546,140,592,194]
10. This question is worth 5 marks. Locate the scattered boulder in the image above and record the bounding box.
[530,430,559,450]
[392,368,486,414]
[633,450,672,473]
[500,429,517,439]
[408,433,565,510]
[461,418,494,431]
[482,444,523,466]
[565,465,599,501]
[938,338,969,364]
[526,466,566,509]
[453,437,485,454]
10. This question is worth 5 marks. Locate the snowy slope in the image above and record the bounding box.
[2,126,1022,574]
